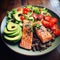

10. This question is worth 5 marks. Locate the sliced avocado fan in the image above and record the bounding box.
[4,22,22,43]
[4,30,22,41]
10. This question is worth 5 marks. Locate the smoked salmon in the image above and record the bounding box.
[35,21,53,43]
[20,20,33,50]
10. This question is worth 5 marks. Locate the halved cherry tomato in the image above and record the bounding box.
[20,16,25,21]
[23,8,30,12]
[38,14,44,20]
[23,10,28,14]
[23,8,30,14]
[17,7,21,11]
[51,24,59,31]
[42,20,54,28]
[53,29,60,36]
[32,13,38,19]
[49,23,54,28]
[50,17,58,24]
[42,20,50,27]
[45,16,51,22]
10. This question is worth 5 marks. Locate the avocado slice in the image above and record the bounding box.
[4,29,22,42]
[8,26,22,37]
[7,22,18,31]
[4,27,17,35]
[13,11,23,21]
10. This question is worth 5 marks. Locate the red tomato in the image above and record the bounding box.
[17,7,21,11]
[23,8,30,14]
[45,16,51,22]
[20,16,25,21]
[51,24,59,31]
[38,14,44,20]
[53,29,60,36]
[42,20,50,27]
[23,8,30,12]
[23,10,28,14]
[42,20,54,28]
[32,13,38,19]
[50,17,58,24]
[49,23,54,28]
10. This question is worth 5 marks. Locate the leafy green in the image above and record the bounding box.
[26,5,32,9]
[41,8,48,14]
[32,7,40,14]
[7,8,17,19]
[12,9,17,14]
[27,11,33,16]
[28,17,34,22]
[7,11,12,19]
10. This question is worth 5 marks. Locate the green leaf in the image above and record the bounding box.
[12,9,17,14]
[28,17,34,22]
[7,11,12,19]
[41,8,48,14]
[26,5,32,9]
[32,7,40,14]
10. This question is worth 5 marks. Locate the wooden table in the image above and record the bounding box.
[0,0,60,60]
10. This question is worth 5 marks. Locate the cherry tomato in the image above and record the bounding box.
[17,7,21,11]
[45,16,51,22]
[20,16,25,21]
[23,10,28,14]
[53,29,60,36]
[42,20,50,27]
[32,13,37,19]
[23,8,30,12]
[50,17,58,24]
[42,20,54,28]
[51,24,59,31]
[38,14,44,20]
[23,8,30,14]
[49,23,54,28]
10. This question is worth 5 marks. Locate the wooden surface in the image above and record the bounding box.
[0,0,60,60]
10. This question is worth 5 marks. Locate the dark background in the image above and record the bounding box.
[0,0,60,60]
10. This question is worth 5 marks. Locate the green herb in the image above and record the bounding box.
[30,27,33,32]
[34,24,41,29]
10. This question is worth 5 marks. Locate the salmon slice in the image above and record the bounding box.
[35,21,52,43]
[20,20,33,50]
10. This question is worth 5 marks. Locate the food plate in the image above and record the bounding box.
[1,6,60,56]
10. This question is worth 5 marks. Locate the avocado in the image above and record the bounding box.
[8,26,21,37]
[4,30,22,42]
[4,22,22,43]
[13,11,23,21]
[7,22,18,31]
[4,27,17,35]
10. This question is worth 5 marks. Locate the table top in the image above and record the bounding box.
[0,0,60,60]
